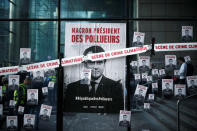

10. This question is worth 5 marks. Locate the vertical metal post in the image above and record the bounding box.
[57,0,63,131]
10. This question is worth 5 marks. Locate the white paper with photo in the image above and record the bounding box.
[139,56,150,67]
[48,81,55,89]
[134,74,141,80]
[9,100,15,108]
[80,69,91,85]
[152,83,158,89]
[184,56,191,62]
[39,104,52,120]
[182,26,193,42]
[6,116,17,129]
[132,32,145,47]
[147,76,152,82]
[174,70,180,76]
[144,103,150,109]
[165,55,177,66]
[174,84,186,96]
[134,85,148,98]
[42,87,48,95]
[119,110,131,127]
[141,73,148,80]
[23,114,35,129]
[8,75,19,90]
[0,104,3,116]
[20,48,31,65]
[27,89,38,105]
[152,69,158,75]
[33,70,44,83]
[18,106,24,114]
[162,79,173,90]
[186,76,197,87]
[148,94,154,100]
[64,22,126,113]
[159,69,165,76]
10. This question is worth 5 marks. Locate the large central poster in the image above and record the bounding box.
[63,22,126,113]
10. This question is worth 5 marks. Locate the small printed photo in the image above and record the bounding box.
[119,110,131,127]
[144,103,150,110]
[165,55,177,68]
[6,116,18,130]
[33,70,44,83]
[182,26,193,42]
[148,94,154,100]
[48,81,55,89]
[174,84,186,98]
[42,87,48,95]
[23,114,35,130]
[134,85,148,101]
[18,106,24,114]
[39,104,52,121]
[8,75,20,91]
[184,56,191,63]
[19,48,31,65]
[134,74,141,81]
[9,100,15,108]
[27,89,38,105]
[132,32,145,47]
[162,79,173,96]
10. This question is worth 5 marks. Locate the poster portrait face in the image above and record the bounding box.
[162,79,173,90]
[152,69,158,75]
[33,70,44,79]
[27,89,38,104]
[182,26,193,38]
[7,116,17,128]
[134,74,141,80]
[134,85,148,97]
[174,70,180,76]
[159,69,165,76]
[141,73,148,80]
[184,56,191,62]
[24,114,35,126]
[40,104,52,119]
[132,32,145,47]
[165,55,177,66]
[144,103,150,109]
[187,76,197,87]
[174,84,186,96]
[64,23,126,113]
[147,76,152,82]
[20,48,31,60]
[119,110,131,122]
[8,75,19,86]
[18,106,24,113]
[148,94,154,100]
[139,56,150,67]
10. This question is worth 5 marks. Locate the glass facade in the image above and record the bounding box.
[0,0,197,131]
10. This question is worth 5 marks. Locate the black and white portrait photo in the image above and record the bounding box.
[6,116,17,131]
[8,75,19,91]
[182,26,193,42]
[119,110,131,127]
[39,104,52,121]
[19,48,31,65]
[132,32,145,47]
[27,89,38,105]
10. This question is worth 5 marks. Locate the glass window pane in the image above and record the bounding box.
[61,0,127,18]
[0,21,57,131]
[0,0,58,19]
